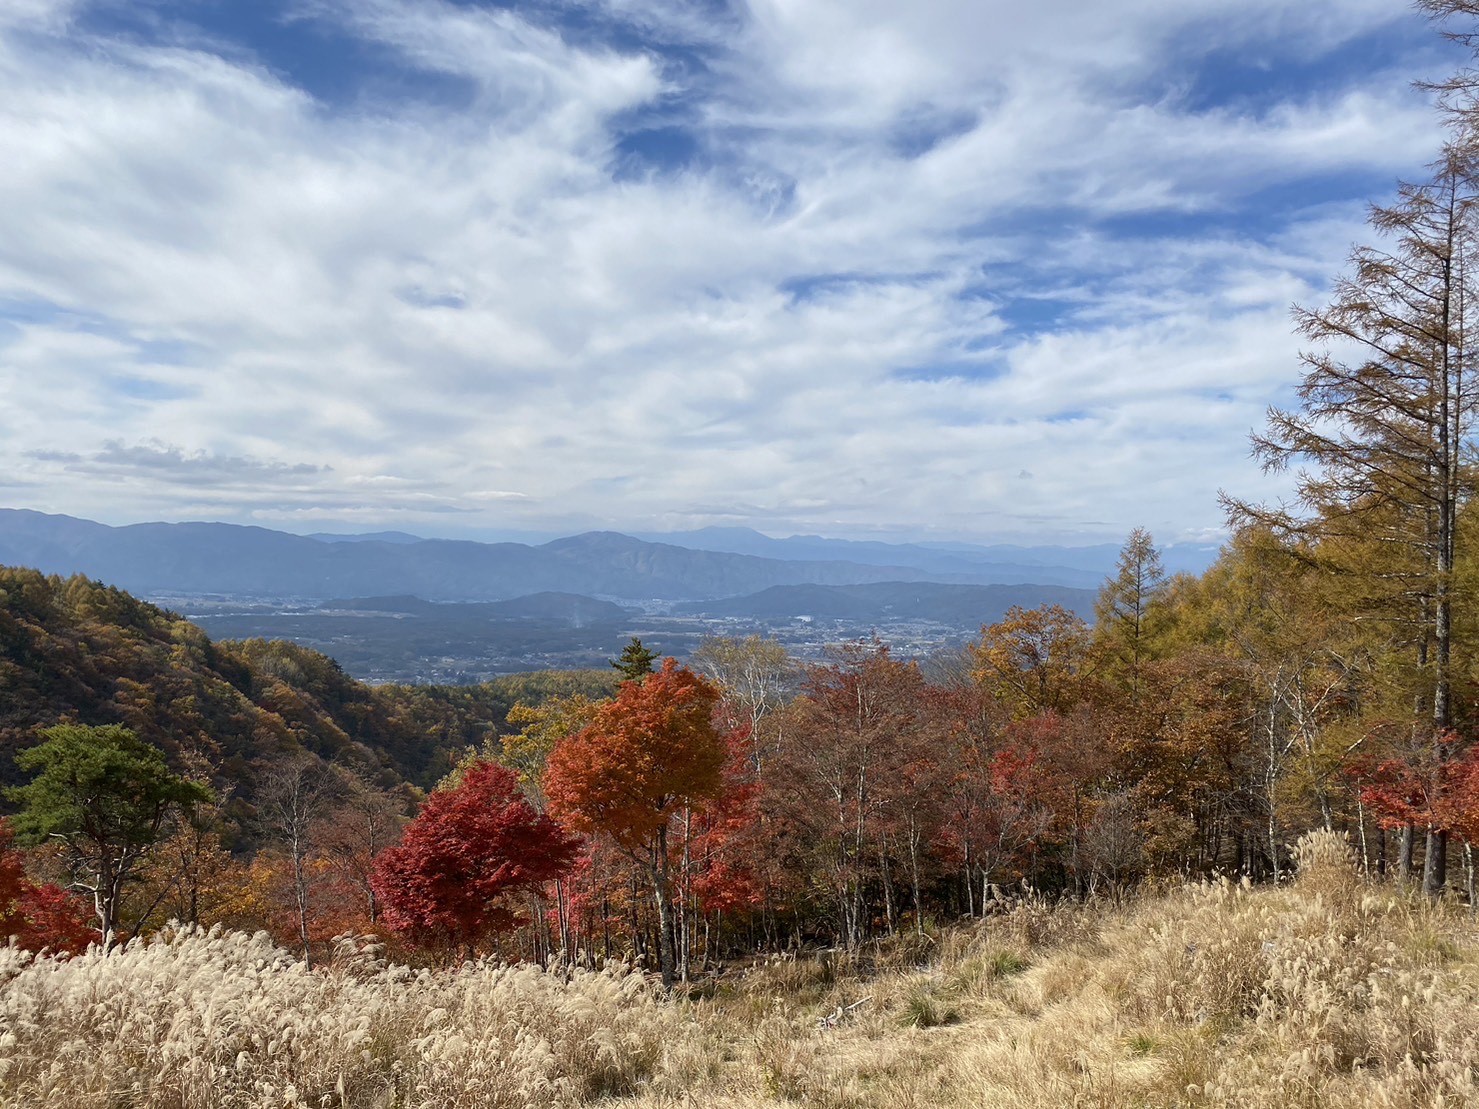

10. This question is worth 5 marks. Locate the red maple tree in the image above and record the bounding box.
[1356,732,1479,870]
[0,819,93,954]
[371,761,579,954]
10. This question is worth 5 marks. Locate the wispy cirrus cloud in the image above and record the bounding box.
[28,440,327,484]
[0,0,1457,543]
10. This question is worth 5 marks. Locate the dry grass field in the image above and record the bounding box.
[3,832,1478,1108]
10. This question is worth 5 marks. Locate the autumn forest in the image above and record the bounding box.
[15,2,1479,1106]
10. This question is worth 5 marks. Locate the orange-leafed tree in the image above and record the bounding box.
[543,658,727,987]
[973,604,1098,718]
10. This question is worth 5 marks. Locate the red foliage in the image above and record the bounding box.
[545,838,644,949]
[690,724,765,915]
[15,882,95,953]
[691,857,763,915]
[1440,745,1479,840]
[0,819,93,954]
[1356,733,1479,840]
[371,761,579,951]
[935,737,1055,881]
[1357,758,1438,830]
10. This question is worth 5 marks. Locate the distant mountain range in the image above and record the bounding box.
[0,510,929,601]
[633,526,1218,582]
[0,510,1204,681]
[306,531,425,545]
[0,509,1218,605]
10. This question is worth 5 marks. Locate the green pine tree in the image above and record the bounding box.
[10,724,211,946]
[610,637,658,681]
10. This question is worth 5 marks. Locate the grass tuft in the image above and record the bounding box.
[900,986,961,1029]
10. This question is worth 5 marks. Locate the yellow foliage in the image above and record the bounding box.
[499,694,604,789]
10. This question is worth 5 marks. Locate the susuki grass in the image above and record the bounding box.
[0,929,707,1108]
[6,831,1479,1107]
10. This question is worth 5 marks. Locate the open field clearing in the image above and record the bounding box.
[3,834,1479,1108]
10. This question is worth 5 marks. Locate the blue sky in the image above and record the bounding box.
[0,0,1461,545]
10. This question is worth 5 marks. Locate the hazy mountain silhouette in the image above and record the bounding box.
[641,526,1217,583]
[0,510,1166,604]
[0,511,938,601]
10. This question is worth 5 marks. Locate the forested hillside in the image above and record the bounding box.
[0,565,614,795]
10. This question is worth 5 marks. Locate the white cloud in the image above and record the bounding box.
[0,0,1455,543]
[0,0,81,32]
[298,0,664,127]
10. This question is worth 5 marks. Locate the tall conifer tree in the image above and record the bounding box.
[1095,527,1168,697]
[1226,147,1479,893]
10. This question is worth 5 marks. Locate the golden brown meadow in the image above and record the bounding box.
[1,832,1476,1108]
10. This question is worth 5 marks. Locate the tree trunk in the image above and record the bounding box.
[879,842,896,935]
[679,809,692,983]
[650,827,677,989]
[555,878,571,960]
[94,852,116,950]
[963,842,975,918]
[629,876,642,962]
[1467,842,1476,917]
[1424,828,1447,897]
[292,837,311,967]
[908,826,924,937]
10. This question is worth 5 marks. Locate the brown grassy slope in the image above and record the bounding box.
[3,832,1479,1108]
[665,832,1479,1108]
